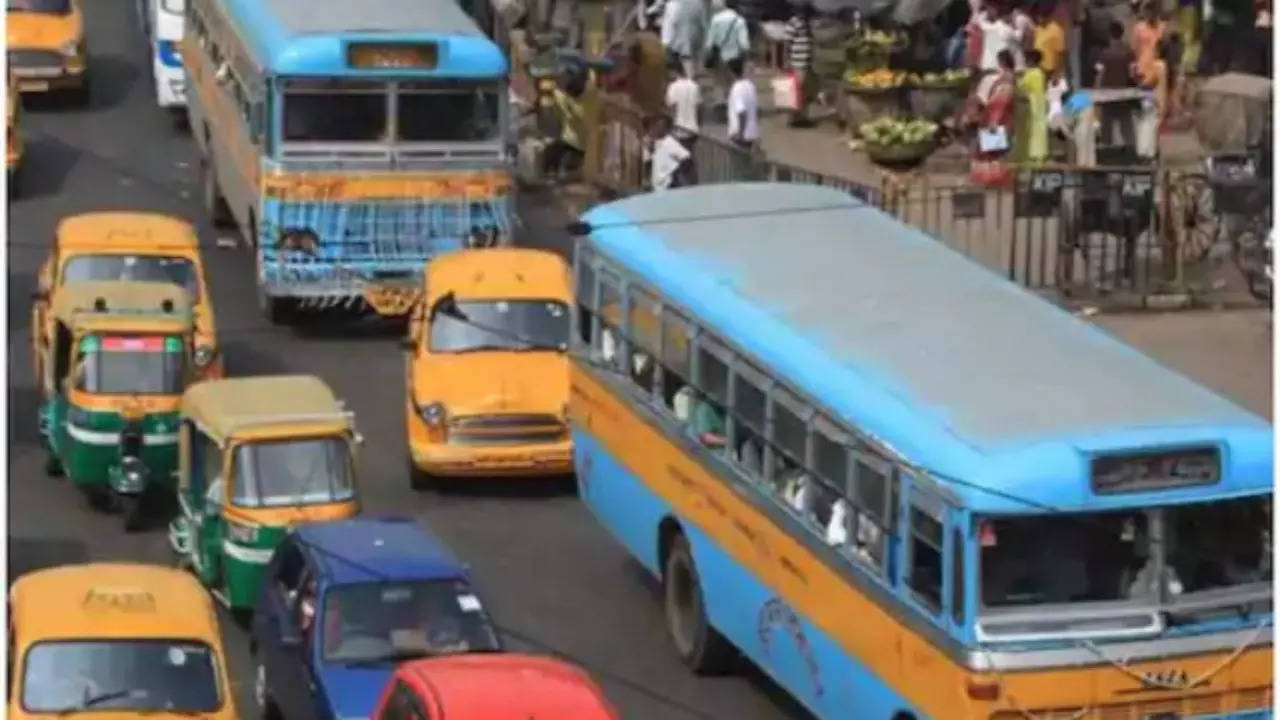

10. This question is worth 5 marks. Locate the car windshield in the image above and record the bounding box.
[231,436,355,507]
[981,495,1273,609]
[21,640,221,713]
[7,0,70,13]
[397,82,500,142]
[282,79,386,142]
[322,580,501,664]
[429,299,569,353]
[77,335,185,395]
[62,255,201,303]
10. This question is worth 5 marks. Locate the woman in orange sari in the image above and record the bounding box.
[971,49,1017,187]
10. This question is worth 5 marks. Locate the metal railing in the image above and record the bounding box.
[580,92,1268,309]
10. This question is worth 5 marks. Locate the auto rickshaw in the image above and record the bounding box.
[36,280,196,530]
[167,375,362,614]
[32,212,223,381]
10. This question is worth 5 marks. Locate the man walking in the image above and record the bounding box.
[705,0,750,111]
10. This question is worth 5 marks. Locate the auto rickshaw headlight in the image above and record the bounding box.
[226,519,258,544]
[59,40,79,57]
[419,402,446,427]
[194,345,215,367]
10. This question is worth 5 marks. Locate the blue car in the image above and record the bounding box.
[249,517,504,720]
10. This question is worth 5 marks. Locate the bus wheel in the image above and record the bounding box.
[202,158,233,228]
[662,533,734,675]
[257,286,295,326]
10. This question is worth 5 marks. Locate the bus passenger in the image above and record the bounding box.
[671,384,727,447]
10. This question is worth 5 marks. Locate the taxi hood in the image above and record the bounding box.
[7,8,80,49]
[413,351,568,416]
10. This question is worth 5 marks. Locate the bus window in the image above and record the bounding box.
[575,251,597,346]
[909,506,943,613]
[851,453,892,569]
[627,285,660,396]
[282,79,387,142]
[731,366,767,479]
[686,340,728,451]
[659,308,691,411]
[397,82,500,142]
[951,527,965,624]
[1164,496,1271,594]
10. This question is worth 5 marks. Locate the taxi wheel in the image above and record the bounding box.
[66,79,89,107]
[407,455,440,492]
[662,533,734,675]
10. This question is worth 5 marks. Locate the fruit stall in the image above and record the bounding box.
[858,116,939,164]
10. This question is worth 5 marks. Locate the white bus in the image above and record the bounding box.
[136,0,185,111]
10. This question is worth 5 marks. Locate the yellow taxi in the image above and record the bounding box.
[403,248,573,487]
[33,212,223,379]
[6,0,87,101]
[8,74,23,197]
[8,563,236,720]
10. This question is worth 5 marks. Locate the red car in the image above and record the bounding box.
[369,653,620,719]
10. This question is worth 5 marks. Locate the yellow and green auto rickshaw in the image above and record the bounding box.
[36,280,195,531]
[167,375,362,615]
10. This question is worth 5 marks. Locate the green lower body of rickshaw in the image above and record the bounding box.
[215,525,289,611]
[60,438,178,494]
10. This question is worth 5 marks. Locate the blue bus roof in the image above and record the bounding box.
[297,518,467,585]
[220,0,507,78]
[582,183,1273,514]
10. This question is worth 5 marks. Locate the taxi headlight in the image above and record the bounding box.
[419,402,446,427]
[194,345,215,367]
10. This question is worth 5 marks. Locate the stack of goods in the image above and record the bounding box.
[857,116,939,164]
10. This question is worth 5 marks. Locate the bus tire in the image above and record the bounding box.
[662,533,734,675]
[202,157,233,228]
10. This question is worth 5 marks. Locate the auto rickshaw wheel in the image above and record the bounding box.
[122,494,145,533]
[85,487,115,511]
[43,454,63,477]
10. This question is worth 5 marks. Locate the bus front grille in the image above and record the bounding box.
[448,414,566,445]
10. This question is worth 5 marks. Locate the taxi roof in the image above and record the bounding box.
[402,654,616,718]
[11,563,220,642]
[298,518,466,586]
[51,280,193,331]
[181,374,350,441]
[56,212,199,251]
[424,248,570,303]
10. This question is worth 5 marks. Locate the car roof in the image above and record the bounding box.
[11,563,221,643]
[401,654,617,718]
[56,212,199,251]
[583,183,1271,511]
[297,518,467,585]
[424,248,571,303]
[181,374,350,441]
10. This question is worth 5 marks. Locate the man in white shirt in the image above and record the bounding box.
[726,58,759,149]
[664,63,701,139]
[650,116,693,190]
[978,6,1022,71]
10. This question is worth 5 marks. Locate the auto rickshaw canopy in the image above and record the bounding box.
[50,280,194,336]
[56,211,200,254]
[10,562,221,642]
[180,374,353,446]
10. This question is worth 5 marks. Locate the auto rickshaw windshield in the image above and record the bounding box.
[231,435,355,508]
[76,334,185,395]
[62,255,201,303]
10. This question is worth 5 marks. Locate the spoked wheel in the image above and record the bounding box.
[1170,173,1221,263]
[662,534,734,675]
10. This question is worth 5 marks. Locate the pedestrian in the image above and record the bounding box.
[784,2,815,127]
[1094,20,1134,87]
[978,4,1022,71]
[727,57,759,152]
[1034,6,1067,73]
[970,49,1017,186]
[540,69,587,181]
[661,0,708,79]
[1013,3,1037,55]
[705,0,750,110]
[1016,47,1049,163]
[665,61,701,139]
[649,115,693,191]
[1131,3,1166,82]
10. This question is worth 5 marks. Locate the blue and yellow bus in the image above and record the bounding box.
[182,0,514,324]
[568,182,1273,720]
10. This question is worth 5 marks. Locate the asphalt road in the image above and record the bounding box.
[5,2,811,719]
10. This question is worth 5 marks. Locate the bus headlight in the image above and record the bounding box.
[418,402,446,427]
[194,345,215,367]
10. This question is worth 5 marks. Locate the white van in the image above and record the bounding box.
[136,0,185,111]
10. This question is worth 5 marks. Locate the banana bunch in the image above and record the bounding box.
[844,68,907,89]
[916,68,972,87]
[858,117,938,146]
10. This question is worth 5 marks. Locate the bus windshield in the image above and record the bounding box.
[7,0,70,14]
[430,299,569,353]
[22,640,221,713]
[62,254,201,303]
[280,79,501,143]
[322,580,501,664]
[231,436,356,507]
[77,335,184,395]
[981,496,1272,608]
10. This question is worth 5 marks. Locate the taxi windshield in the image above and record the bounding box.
[322,580,501,664]
[21,640,221,713]
[7,0,70,13]
[429,299,569,353]
[77,335,184,395]
[62,255,201,303]
[231,436,355,507]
